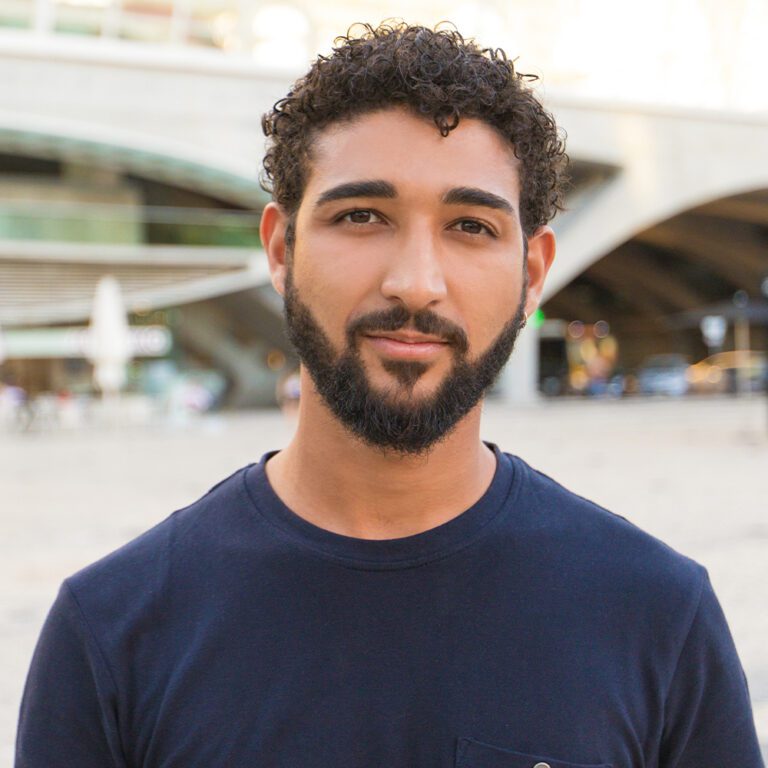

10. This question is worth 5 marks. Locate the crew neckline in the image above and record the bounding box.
[242,443,518,570]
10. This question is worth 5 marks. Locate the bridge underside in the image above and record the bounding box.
[544,188,768,368]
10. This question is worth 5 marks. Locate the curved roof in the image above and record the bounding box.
[0,125,269,209]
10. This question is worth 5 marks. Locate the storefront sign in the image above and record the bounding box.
[1,326,171,359]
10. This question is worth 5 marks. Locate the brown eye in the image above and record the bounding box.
[451,219,498,238]
[342,210,381,224]
[452,219,494,236]
[459,220,483,234]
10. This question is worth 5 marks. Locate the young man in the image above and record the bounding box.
[17,23,763,768]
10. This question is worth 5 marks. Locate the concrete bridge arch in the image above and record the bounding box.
[0,119,266,208]
[546,99,768,301]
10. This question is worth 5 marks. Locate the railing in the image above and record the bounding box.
[0,200,262,247]
[3,1,767,114]
[0,0,311,63]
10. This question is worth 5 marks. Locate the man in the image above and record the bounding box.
[17,23,763,768]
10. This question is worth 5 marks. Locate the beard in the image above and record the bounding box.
[283,267,528,456]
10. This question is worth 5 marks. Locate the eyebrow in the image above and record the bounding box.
[313,180,515,217]
[315,180,397,207]
[442,187,514,215]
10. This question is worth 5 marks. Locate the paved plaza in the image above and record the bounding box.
[2,395,767,761]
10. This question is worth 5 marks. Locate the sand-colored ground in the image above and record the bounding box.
[2,395,766,761]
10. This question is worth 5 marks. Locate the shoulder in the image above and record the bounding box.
[505,453,707,614]
[65,465,257,624]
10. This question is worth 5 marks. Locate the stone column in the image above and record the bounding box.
[496,323,540,404]
[34,0,53,35]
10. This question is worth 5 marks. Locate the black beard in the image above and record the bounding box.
[283,270,527,456]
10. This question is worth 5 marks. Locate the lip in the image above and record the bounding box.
[363,332,449,360]
[365,331,448,344]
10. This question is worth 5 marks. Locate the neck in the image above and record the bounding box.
[265,370,496,540]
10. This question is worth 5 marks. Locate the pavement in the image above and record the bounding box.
[2,395,767,762]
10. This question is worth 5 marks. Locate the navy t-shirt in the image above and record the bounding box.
[16,447,763,767]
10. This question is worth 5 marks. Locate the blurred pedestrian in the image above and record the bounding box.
[0,376,30,431]
[276,367,301,418]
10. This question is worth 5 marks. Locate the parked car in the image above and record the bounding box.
[686,351,767,394]
[637,354,691,396]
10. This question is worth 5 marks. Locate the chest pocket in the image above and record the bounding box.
[456,738,612,768]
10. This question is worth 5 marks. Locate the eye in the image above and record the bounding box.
[450,219,496,237]
[338,209,383,225]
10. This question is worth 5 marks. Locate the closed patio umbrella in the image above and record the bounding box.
[87,275,133,397]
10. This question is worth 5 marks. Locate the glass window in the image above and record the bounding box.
[0,0,35,29]
[119,0,174,43]
[187,0,241,50]
[54,0,111,37]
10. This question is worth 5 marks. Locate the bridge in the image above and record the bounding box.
[1,7,767,402]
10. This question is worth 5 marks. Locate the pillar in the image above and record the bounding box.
[496,323,540,404]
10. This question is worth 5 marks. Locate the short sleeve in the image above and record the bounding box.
[15,582,126,768]
[660,571,764,767]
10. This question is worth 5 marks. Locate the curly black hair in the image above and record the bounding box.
[261,22,567,236]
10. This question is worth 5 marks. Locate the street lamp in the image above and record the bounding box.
[732,290,750,396]
[756,275,768,433]
[762,277,768,408]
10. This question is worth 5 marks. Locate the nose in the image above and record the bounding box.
[379,223,448,311]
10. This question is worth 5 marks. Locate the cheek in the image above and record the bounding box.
[291,248,373,340]
[454,264,521,348]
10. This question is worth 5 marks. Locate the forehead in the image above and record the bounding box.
[304,108,520,205]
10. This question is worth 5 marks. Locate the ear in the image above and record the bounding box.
[523,225,556,318]
[260,202,291,297]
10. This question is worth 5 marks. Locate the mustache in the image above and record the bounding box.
[346,305,469,355]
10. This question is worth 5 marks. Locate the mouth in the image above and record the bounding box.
[362,332,450,361]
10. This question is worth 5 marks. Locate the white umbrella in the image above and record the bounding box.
[87,275,133,396]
